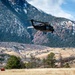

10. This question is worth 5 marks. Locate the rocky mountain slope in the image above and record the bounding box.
[0,0,75,47]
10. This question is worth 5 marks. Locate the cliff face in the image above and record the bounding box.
[0,0,75,47]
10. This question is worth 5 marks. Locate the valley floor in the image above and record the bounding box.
[0,68,75,75]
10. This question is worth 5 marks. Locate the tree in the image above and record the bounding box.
[25,62,32,68]
[43,58,46,68]
[5,55,24,69]
[25,56,41,68]
[46,52,56,68]
[63,63,70,68]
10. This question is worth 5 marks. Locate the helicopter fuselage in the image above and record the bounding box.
[33,25,54,33]
[30,19,54,33]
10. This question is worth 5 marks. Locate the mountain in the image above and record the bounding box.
[0,0,75,47]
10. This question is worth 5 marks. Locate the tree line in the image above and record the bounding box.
[5,52,70,69]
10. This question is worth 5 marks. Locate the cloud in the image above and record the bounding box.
[27,0,75,20]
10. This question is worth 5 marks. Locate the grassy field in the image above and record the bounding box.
[0,68,75,75]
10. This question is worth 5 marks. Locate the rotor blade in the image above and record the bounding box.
[27,26,34,29]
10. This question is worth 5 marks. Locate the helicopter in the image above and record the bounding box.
[30,19,54,33]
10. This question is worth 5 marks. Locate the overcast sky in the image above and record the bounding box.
[27,0,75,21]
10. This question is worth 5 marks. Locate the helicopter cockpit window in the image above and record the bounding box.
[46,26,49,30]
[33,21,44,26]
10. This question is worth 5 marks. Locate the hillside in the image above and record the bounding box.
[0,42,75,61]
[0,0,75,47]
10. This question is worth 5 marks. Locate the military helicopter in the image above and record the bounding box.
[30,19,54,33]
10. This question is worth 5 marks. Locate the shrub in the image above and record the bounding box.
[5,55,24,69]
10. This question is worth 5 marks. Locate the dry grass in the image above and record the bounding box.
[0,68,75,75]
